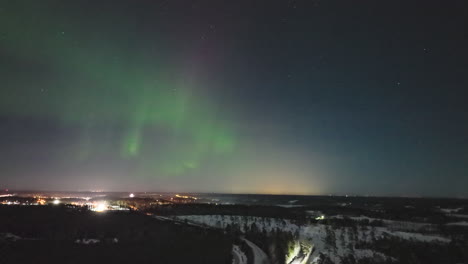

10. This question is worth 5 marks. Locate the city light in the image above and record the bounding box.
[129,193,135,198]
[174,194,197,200]
[93,201,108,212]
[53,199,60,205]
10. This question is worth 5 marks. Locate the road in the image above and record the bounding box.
[242,238,270,264]
[232,245,247,264]
[152,215,268,264]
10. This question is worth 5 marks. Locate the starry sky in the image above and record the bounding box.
[1,0,468,196]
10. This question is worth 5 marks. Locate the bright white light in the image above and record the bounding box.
[53,199,60,205]
[93,201,108,212]
[129,193,135,198]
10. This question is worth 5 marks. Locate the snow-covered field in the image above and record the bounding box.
[74,238,100,245]
[174,215,451,264]
[448,214,468,219]
[446,221,468,226]
[330,215,434,231]
[0,233,21,242]
[439,207,468,220]
[440,208,463,214]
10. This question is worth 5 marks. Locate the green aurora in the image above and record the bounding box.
[4,1,466,196]
[0,2,235,178]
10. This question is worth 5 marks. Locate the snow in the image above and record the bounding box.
[287,241,313,264]
[440,208,463,214]
[0,233,21,242]
[386,231,450,243]
[448,214,468,219]
[174,215,451,264]
[232,245,248,264]
[75,238,100,245]
[305,210,323,216]
[446,221,468,226]
[243,238,270,264]
[276,204,305,208]
[330,215,433,231]
[354,249,394,262]
[286,241,302,264]
[310,256,321,264]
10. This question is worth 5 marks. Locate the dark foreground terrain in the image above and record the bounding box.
[1,195,468,264]
[0,205,232,264]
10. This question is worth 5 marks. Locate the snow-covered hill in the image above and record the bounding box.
[174,215,451,264]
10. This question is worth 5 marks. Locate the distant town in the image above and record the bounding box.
[0,190,202,212]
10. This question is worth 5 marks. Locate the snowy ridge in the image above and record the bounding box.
[446,221,468,226]
[330,215,433,231]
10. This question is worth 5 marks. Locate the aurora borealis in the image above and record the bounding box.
[1,1,243,192]
[1,0,468,196]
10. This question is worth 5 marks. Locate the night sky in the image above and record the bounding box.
[1,0,468,196]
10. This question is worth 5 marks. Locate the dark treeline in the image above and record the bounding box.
[145,203,308,219]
